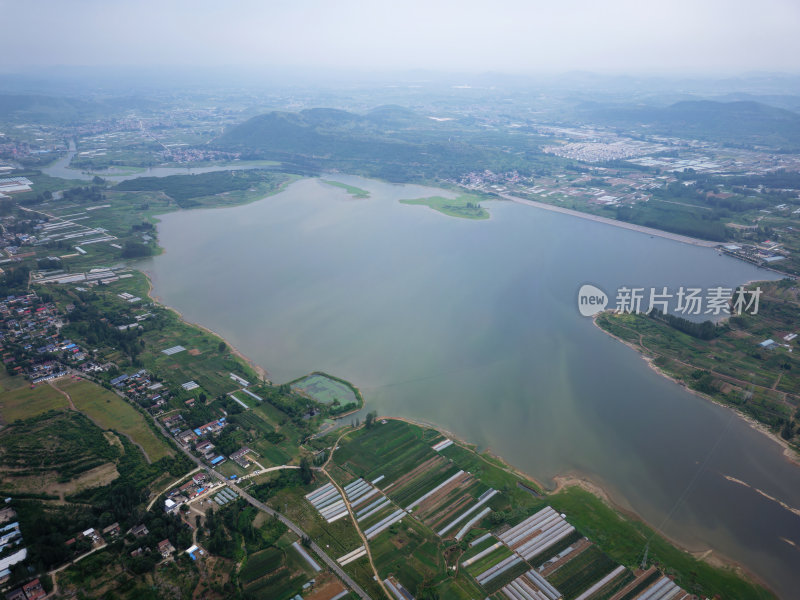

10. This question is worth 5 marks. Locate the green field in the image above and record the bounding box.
[0,381,69,422]
[327,419,441,484]
[55,378,172,461]
[400,193,490,219]
[545,545,618,600]
[239,547,285,584]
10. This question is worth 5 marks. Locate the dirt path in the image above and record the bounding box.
[773,373,783,390]
[48,379,77,410]
[238,464,299,482]
[321,428,393,600]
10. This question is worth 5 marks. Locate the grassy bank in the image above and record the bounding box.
[321,179,370,198]
[594,280,800,451]
[400,192,490,219]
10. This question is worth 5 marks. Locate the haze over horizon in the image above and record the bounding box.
[1,0,799,76]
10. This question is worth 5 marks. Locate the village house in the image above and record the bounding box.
[196,440,215,456]
[21,579,46,600]
[130,524,149,538]
[177,429,198,445]
[158,539,176,558]
[81,527,99,543]
[193,418,226,436]
[230,447,254,468]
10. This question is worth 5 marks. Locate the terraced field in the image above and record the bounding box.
[0,410,121,494]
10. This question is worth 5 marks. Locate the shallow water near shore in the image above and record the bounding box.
[146,175,800,598]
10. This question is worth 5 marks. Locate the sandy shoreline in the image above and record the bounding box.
[144,274,270,382]
[592,311,800,467]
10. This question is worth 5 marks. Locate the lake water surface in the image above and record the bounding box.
[41,142,272,182]
[146,176,800,598]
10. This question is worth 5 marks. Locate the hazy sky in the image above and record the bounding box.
[1,0,799,74]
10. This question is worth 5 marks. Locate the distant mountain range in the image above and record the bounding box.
[576,100,800,149]
[216,100,800,172]
[0,93,161,122]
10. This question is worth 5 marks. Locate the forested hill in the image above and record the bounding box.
[214,107,426,160]
[212,106,561,181]
[583,100,800,149]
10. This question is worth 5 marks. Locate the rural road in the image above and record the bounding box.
[48,543,108,597]
[150,418,372,600]
[146,466,203,511]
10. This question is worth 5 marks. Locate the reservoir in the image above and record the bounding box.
[146,176,800,598]
[41,141,275,182]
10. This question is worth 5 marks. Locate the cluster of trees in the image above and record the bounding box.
[18,190,52,206]
[780,418,796,441]
[131,221,155,233]
[63,297,144,363]
[725,170,800,191]
[36,256,61,270]
[0,265,30,297]
[120,240,153,258]
[184,401,219,430]
[202,501,260,559]
[613,202,729,242]
[689,369,717,394]
[648,308,719,340]
[12,501,95,572]
[63,185,105,203]
[209,425,241,457]
[270,386,316,427]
